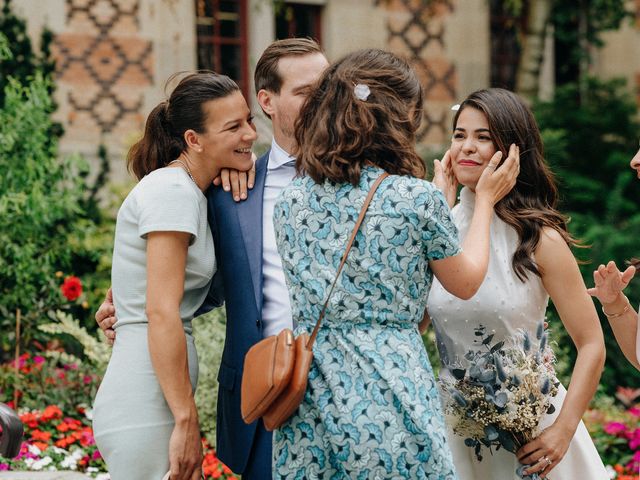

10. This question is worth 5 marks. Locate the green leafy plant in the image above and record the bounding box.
[39,311,111,373]
[0,72,94,359]
[193,308,227,446]
[534,77,640,393]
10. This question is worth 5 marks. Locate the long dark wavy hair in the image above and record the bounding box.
[294,49,425,185]
[454,88,578,281]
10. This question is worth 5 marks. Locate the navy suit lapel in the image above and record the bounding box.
[236,151,269,313]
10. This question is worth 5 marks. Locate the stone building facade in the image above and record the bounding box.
[10,0,640,183]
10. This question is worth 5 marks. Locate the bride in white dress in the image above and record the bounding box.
[426,88,608,479]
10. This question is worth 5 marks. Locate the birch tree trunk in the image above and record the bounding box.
[515,0,553,99]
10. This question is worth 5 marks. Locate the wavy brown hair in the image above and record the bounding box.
[294,49,425,185]
[454,88,578,281]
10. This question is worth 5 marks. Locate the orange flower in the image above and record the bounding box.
[32,441,49,452]
[56,422,69,432]
[41,405,63,421]
[54,435,77,448]
[30,429,51,442]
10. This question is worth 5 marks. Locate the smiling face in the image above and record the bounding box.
[450,107,498,191]
[195,90,257,173]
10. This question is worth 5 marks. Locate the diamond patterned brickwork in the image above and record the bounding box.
[51,0,153,142]
[376,0,457,144]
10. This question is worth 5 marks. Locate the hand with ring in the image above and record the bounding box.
[516,423,573,477]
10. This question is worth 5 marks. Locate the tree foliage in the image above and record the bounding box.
[534,78,640,392]
[0,73,93,357]
[551,0,632,83]
[0,0,56,108]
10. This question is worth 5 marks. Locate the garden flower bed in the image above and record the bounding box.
[0,353,238,479]
[0,405,237,479]
[583,388,640,479]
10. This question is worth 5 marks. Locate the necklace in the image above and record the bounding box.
[168,159,197,185]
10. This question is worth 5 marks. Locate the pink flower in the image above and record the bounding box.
[0,463,8,470]
[83,375,92,385]
[33,356,45,365]
[629,428,640,450]
[604,422,628,435]
[628,406,640,418]
[92,449,102,460]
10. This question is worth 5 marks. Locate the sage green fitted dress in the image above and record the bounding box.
[93,168,215,480]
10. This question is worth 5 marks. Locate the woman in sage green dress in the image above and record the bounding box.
[271,49,519,479]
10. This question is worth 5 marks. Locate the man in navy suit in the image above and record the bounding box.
[96,38,328,478]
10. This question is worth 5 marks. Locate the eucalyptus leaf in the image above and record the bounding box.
[498,429,517,453]
[482,333,495,345]
[479,369,496,383]
[494,391,508,408]
[490,341,505,353]
[452,389,468,407]
[484,425,499,441]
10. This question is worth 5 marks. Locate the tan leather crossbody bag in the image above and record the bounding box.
[240,173,389,431]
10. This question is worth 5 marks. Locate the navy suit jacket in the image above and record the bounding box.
[197,151,270,473]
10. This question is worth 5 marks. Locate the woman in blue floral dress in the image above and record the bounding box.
[272,49,519,479]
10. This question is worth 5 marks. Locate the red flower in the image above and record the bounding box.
[19,412,39,429]
[61,276,82,301]
[41,405,63,422]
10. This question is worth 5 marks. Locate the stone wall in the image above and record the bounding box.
[9,0,639,183]
[12,0,196,184]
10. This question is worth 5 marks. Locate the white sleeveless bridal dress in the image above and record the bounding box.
[427,187,608,480]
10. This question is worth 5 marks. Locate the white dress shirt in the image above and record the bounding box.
[261,139,296,337]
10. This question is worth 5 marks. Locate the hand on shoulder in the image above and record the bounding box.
[212,152,257,202]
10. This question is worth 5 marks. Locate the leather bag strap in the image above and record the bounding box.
[306,172,390,348]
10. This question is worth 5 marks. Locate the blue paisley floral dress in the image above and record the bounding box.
[272,166,460,479]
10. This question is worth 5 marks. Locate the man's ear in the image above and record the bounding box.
[257,89,275,118]
[183,129,202,153]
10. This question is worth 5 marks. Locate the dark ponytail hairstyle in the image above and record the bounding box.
[453,88,578,281]
[127,71,239,180]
